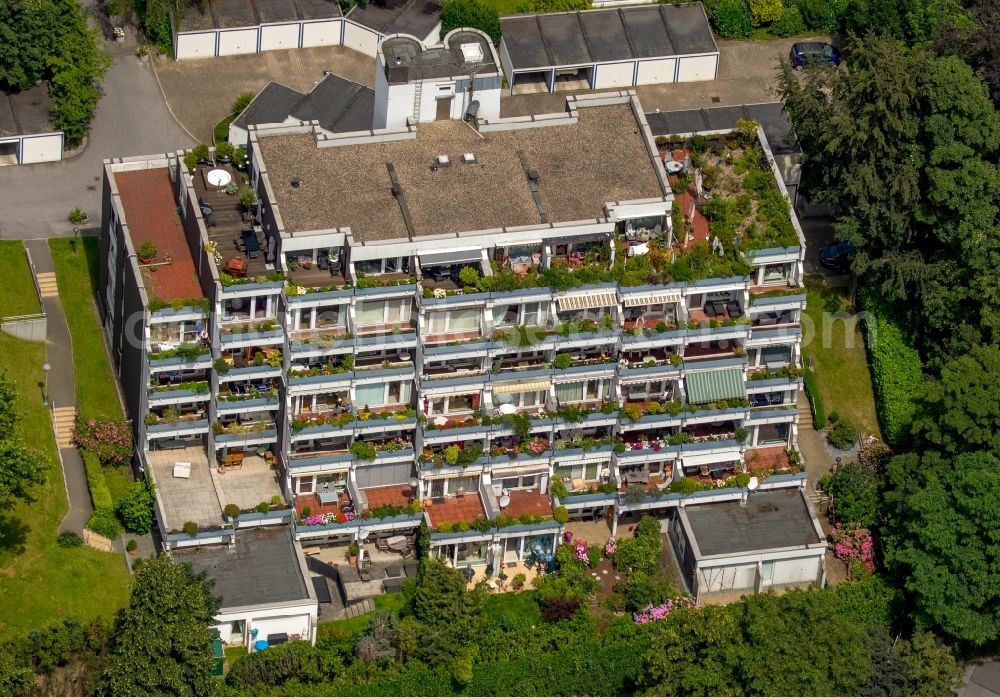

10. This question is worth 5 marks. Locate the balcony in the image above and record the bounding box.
[213,417,277,445]
[147,381,210,405]
[216,384,279,412]
[420,440,486,469]
[286,250,347,290]
[194,164,270,281]
[426,492,488,530]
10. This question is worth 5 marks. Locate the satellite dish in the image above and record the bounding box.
[747,476,759,491]
[358,529,370,541]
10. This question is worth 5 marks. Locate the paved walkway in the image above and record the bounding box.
[24,240,93,533]
[0,34,193,240]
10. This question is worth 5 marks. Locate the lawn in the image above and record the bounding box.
[0,332,131,640]
[317,593,407,636]
[803,277,881,439]
[0,241,40,318]
[484,590,542,624]
[49,238,133,502]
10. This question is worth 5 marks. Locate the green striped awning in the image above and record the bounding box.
[685,369,746,405]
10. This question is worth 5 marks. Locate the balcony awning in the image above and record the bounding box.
[491,379,551,395]
[685,368,745,405]
[419,248,484,266]
[623,290,682,307]
[681,449,741,467]
[556,290,618,312]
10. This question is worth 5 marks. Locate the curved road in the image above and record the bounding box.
[0,35,194,240]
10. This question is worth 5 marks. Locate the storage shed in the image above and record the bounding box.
[498,3,719,95]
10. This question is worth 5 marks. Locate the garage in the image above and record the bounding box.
[498,4,719,96]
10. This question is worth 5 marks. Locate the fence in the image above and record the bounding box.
[174,17,383,60]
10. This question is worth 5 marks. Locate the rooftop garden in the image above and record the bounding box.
[148,343,210,361]
[621,399,751,422]
[289,355,354,377]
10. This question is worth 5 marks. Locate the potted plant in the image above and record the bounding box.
[137,241,157,264]
[135,43,149,63]
[347,542,359,566]
[68,207,88,225]
[239,186,257,210]
[512,572,526,590]
[113,26,125,42]
[224,503,240,520]
[126,539,138,556]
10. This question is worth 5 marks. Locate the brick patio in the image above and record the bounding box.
[426,494,486,527]
[499,489,553,518]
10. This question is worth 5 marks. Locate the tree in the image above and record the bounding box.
[859,630,959,696]
[440,0,500,44]
[0,373,22,435]
[885,451,1000,647]
[779,39,1000,366]
[936,0,1000,106]
[408,558,484,663]
[911,344,1000,456]
[116,481,156,534]
[822,461,880,527]
[95,556,220,696]
[0,439,47,510]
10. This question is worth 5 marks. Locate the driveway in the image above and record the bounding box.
[501,38,821,117]
[0,35,193,240]
[153,46,376,144]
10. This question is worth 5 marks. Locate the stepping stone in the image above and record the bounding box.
[602,569,608,575]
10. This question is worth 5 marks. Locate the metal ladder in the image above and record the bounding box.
[412,82,423,124]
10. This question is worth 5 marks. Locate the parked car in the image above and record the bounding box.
[790,42,842,69]
[819,241,855,272]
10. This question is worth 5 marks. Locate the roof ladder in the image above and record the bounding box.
[412,81,423,124]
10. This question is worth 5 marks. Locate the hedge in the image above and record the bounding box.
[858,289,922,445]
[82,450,113,510]
[802,359,826,429]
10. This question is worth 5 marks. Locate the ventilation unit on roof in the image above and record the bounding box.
[527,169,539,182]
[436,154,451,166]
[291,176,302,188]
[462,153,476,164]
[460,42,484,63]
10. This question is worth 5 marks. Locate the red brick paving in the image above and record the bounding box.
[746,446,792,472]
[426,494,486,527]
[501,490,552,518]
[365,484,413,509]
[115,168,203,302]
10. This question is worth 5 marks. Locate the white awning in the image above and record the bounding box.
[419,248,484,266]
[492,379,551,395]
[681,449,742,467]
[623,290,682,307]
[556,290,618,312]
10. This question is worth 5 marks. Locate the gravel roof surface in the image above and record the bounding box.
[257,103,664,241]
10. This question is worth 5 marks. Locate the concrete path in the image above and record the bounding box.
[797,389,833,488]
[0,35,194,240]
[24,239,94,533]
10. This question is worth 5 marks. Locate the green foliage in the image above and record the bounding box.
[457,266,479,287]
[0,436,47,510]
[748,0,782,24]
[803,362,826,429]
[86,507,121,539]
[440,0,500,43]
[182,520,200,535]
[515,0,590,11]
[350,441,377,460]
[411,559,484,636]
[135,0,172,53]
[613,516,662,575]
[885,450,1000,646]
[667,476,713,494]
[768,4,806,35]
[828,418,858,450]
[226,641,328,687]
[911,344,1000,456]
[231,91,254,115]
[94,556,219,696]
[553,505,569,524]
[618,571,680,612]
[116,481,156,534]
[56,531,83,548]
[553,353,572,370]
[822,461,879,527]
[712,0,753,37]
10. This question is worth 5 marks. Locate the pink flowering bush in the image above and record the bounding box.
[73,416,133,466]
[526,437,550,455]
[632,598,692,624]
[301,511,354,526]
[573,539,588,563]
[831,522,875,574]
[605,538,617,557]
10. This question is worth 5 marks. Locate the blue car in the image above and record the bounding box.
[790,42,842,69]
[820,241,854,272]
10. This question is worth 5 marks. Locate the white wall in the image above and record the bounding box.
[218,28,259,55]
[343,20,381,56]
[372,59,391,129]
[175,31,216,58]
[636,58,677,85]
[676,54,718,83]
[260,23,300,51]
[18,133,63,164]
[593,61,634,89]
[383,82,416,129]
[768,555,823,586]
[697,563,757,593]
[215,603,318,649]
[301,19,342,47]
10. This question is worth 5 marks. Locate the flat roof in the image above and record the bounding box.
[179,0,340,30]
[114,168,204,302]
[1,85,53,136]
[646,102,799,156]
[381,31,496,84]
[256,101,665,242]
[684,489,820,557]
[501,4,718,72]
[174,526,311,609]
[347,0,441,41]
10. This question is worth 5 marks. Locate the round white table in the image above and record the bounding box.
[498,403,517,416]
[206,168,232,187]
[498,494,511,508]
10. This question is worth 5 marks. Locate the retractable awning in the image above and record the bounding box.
[419,249,484,266]
[492,379,551,395]
[556,290,618,312]
[623,290,682,307]
[681,449,741,467]
[685,368,745,404]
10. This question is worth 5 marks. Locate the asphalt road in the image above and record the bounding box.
[0,34,193,240]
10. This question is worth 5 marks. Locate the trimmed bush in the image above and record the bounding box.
[56,531,83,548]
[182,521,200,536]
[82,451,113,510]
[224,503,241,518]
[768,4,806,35]
[827,419,857,450]
[553,505,569,524]
[748,0,783,24]
[440,0,500,43]
[712,0,753,38]
[126,538,138,552]
[86,507,120,538]
[116,481,156,534]
[859,288,922,445]
[802,363,826,429]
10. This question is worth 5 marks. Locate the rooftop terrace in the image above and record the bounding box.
[115,168,204,303]
[255,101,665,242]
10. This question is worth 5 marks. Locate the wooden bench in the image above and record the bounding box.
[221,452,244,469]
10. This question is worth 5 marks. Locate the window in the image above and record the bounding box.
[386,299,411,324]
[761,560,775,582]
[356,300,385,325]
[450,308,479,331]
[449,475,478,495]
[556,382,584,403]
[427,311,446,334]
[295,477,314,494]
[355,384,385,408]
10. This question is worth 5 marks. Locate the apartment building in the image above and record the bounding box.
[99,88,810,616]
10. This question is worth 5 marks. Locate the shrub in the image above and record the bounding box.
[231,91,255,115]
[748,0,782,24]
[126,538,137,552]
[768,4,806,35]
[617,572,679,612]
[301,505,311,518]
[551,479,569,499]
[828,419,857,450]
[81,451,113,510]
[540,596,581,621]
[68,207,87,224]
[73,416,134,466]
[667,477,713,494]
[440,0,500,43]
[214,140,234,161]
[512,572,527,588]
[182,521,200,536]
[350,441,377,460]
[820,461,879,527]
[828,411,841,424]
[859,288,922,445]
[553,353,572,370]
[224,503,241,518]
[56,531,83,548]
[798,0,840,31]
[255,501,269,514]
[226,641,324,688]
[712,0,753,38]
[553,505,569,524]
[458,266,480,287]
[586,545,601,569]
[117,481,156,534]
[802,363,826,429]
[86,507,121,538]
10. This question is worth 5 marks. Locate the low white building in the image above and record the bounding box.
[373,28,501,129]
[669,487,827,603]
[173,526,319,650]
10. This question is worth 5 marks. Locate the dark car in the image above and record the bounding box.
[819,241,855,272]
[790,42,842,69]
